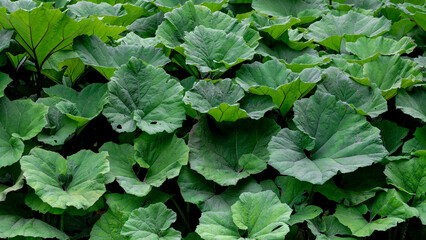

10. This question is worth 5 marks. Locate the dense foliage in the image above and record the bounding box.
[0,0,425,239]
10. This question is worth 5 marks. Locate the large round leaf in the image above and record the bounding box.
[21,148,109,209]
[318,67,387,118]
[183,79,274,121]
[189,117,280,186]
[0,97,48,168]
[182,26,255,73]
[363,55,423,99]
[36,97,78,146]
[235,60,322,115]
[73,35,170,79]
[196,191,292,239]
[0,6,125,70]
[0,72,11,98]
[268,92,388,184]
[0,215,68,239]
[103,57,185,135]
[252,0,327,23]
[156,1,259,50]
[121,202,181,240]
[396,87,426,122]
[346,36,416,63]
[306,11,391,51]
[43,83,108,127]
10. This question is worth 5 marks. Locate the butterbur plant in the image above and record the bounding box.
[0,0,425,240]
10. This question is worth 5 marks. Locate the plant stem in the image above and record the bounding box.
[329,0,332,5]
[400,219,409,240]
[171,198,191,232]
[60,214,64,232]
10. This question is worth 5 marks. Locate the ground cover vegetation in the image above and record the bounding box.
[0,0,425,239]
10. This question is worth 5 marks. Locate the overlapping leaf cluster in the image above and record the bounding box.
[0,0,425,239]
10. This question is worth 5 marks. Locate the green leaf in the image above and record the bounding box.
[121,203,181,240]
[275,176,313,207]
[197,191,292,239]
[268,92,388,184]
[24,191,64,215]
[182,26,255,73]
[314,165,387,206]
[195,210,240,240]
[372,120,409,154]
[44,83,108,127]
[403,126,426,154]
[177,166,215,205]
[183,79,274,121]
[235,60,322,116]
[127,11,164,38]
[0,215,68,240]
[307,215,355,240]
[370,189,418,220]
[73,35,170,79]
[0,164,24,201]
[134,132,189,187]
[0,97,48,168]
[36,97,78,146]
[334,204,403,237]
[385,155,425,199]
[346,36,416,63]
[363,55,423,99]
[287,205,322,225]
[90,193,147,240]
[396,87,426,122]
[153,0,228,12]
[67,1,149,26]
[318,67,387,118]
[98,142,150,197]
[189,117,280,186]
[306,11,391,51]
[231,191,292,238]
[103,57,185,134]
[156,1,259,50]
[243,13,300,39]
[0,6,125,70]
[21,148,109,209]
[0,72,11,98]
[252,0,327,23]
